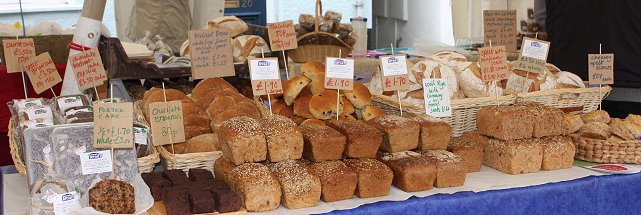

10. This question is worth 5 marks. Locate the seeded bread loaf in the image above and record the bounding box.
[418,150,466,188]
[448,137,484,172]
[218,116,267,165]
[309,160,358,202]
[378,151,437,192]
[259,115,304,162]
[367,115,420,152]
[564,114,584,134]
[522,103,564,138]
[268,160,321,209]
[300,123,346,162]
[215,157,282,212]
[483,139,543,174]
[326,119,383,158]
[582,110,611,124]
[344,158,393,198]
[540,136,575,171]
[411,115,453,150]
[459,130,492,149]
[476,105,534,141]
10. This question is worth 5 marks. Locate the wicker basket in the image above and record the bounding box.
[288,0,353,63]
[133,101,161,173]
[373,95,517,136]
[516,86,611,114]
[571,135,641,164]
[8,118,27,176]
[157,146,223,172]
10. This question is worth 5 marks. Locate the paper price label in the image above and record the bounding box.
[423,78,452,117]
[506,74,534,93]
[149,100,186,145]
[483,10,517,52]
[479,46,509,81]
[249,58,283,95]
[325,57,354,90]
[80,150,113,175]
[53,192,81,215]
[70,49,108,90]
[588,54,614,85]
[23,52,62,94]
[380,55,410,91]
[188,28,235,79]
[267,20,298,51]
[134,127,148,145]
[2,38,35,73]
[515,55,547,74]
[93,103,134,149]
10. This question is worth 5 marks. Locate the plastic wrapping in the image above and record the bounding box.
[52,95,90,124]
[75,175,153,215]
[29,177,81,215]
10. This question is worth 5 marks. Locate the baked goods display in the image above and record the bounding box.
[300,123,346,162]
[214,157,281,212]
[218,116,267,165]
[412,114,453,150]
[295,11,356,47]
[367,115,420,153]
[326,119,383,158]
[484,138,544,174]
[448,136,484,172]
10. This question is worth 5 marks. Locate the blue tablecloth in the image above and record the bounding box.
[323,173,641,215]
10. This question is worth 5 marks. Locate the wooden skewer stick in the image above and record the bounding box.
[390,43,403,116]
[599,43,602,110]
[336,49,342,120]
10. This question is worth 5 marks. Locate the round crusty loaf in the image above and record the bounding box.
[357,105,386,121]
[207,16,248,37]
[456,62,504,98]
[582,110,611,124]
[293,95,313,118]
[300,61,325,79]
[207,96,235,118]
[429,50,469,72]
[408,58,464,99]
[341,82,372,109]
[283,76,311,106]
[555,71,586,88]
[309,90,344,120]
[300,118,325,126]
[232,35,271,63]
[192,78,238,97]
[342,96,355,115]
[185,133,221,153]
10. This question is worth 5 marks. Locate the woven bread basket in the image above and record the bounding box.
[571,134,641,164]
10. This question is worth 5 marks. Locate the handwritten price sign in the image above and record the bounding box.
[70,49,107,90]
[249,58,283,96]
[2,38,35,73]
[479,46,509,81]
[516,38,550,74]
[93,103,134,149]
[23,52,62,94]
[588,54,614,85]
[380,55,410,91]
[483,10,517,52]
[267,20,298,51]
[325,57,354,90]
[188,28,235,79]
[149,100,186,145]
[423,78,452,117]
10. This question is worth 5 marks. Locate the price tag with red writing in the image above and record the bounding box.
[325,57,354,90]
[380,55,410,91]
[267,20,298,51]
[249,58,283,96]
[70,49,108,90]
[2,38,35,73]
[24,52,62,94]
[479,46,509,81]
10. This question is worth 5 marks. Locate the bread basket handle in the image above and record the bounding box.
[314,0,323,33]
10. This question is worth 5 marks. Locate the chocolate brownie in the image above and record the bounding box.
[209,179,230,192]
[189,190,216,214]
[188,168,215,182]
[188,181,212,194]
[163,186,190,215]
[163,169,190,186]
[149,179,172,201]
[141,172,162,185]
[212,187,242,213]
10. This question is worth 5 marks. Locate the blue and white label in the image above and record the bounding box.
[521,38,550,61]
[423,78,452,118]
[380,55,409,76]
[53,191,81,215]
[80,150,112,175]
[325,57,355,79]
[249,58,280,80]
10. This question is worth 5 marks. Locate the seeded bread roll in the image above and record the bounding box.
[418,150,466,188]
[483,139,543,174]
[448,137,484,172]
[89,179,136,214]
[582,110,611,124]
[378,151,436,192]
[626,114,641,126]
[184,133,221,153]
[293,95,314,118]
[564,114,584,134]
[207,16,248,37]
[341,96,355,115]
[578,121,611,140]
[216,158,282,212]
[540,136,575,171]
[218,116,267,165]
[283,76,311,106]
[300,118,325,126]
[300,61,326,80]
[300,123,346,162]
[259,115,304,162]
[326,119,383,158]
[267,160,321,209]
[310,160,357,202]
[344,158,393,198]
[367,115,420,152]
[610,118,641,140]
[341,82,372,109]
[357,105,386,121]
[476,105,534,141]
[309,90,344,119]
[411,115,453,150]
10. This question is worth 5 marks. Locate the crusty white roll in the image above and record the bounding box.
[207,16,248,37]
[555,71,586,88]
[232,35,271,63]
[341,82,372,109]
[283,76,311,106]
[309,90,343,120]
[455,62,504,98]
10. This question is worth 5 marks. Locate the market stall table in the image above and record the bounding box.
[4,164,640,215]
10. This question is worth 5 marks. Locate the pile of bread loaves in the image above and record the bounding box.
[369,50,586,105]
[180,16,271,63]
[448,102,577,175]
[210,106,479,212]
[568,110,641,142]
[267,61,388,124]
[296,11,357,47]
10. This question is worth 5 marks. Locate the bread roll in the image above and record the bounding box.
[626,114,641,126]
[185,133,221,153]
[207,16,248,37]
[555,71,585,88]
[341,96,355,115]
[232,35,271,63]
[341,82,372,108]
[610,118,641,140]
[578,121,611,140]
[357,105,386,121]
[300,61,325,80]
[309,90,343,120]
[293,95,313,118]
[582,110,611,124]
[564,114,584,134]
[283,76,311,106]
[309,71,326,95]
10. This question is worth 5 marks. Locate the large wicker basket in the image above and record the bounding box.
[571,135,641,164]
[288,0,353,63]
[516,86,611,114]
[8,118,27,176]
[372,94,517,136]
[157,146,223,172]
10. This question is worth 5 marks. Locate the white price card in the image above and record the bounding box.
[506,74,534,93]
[53,192,81,215]
[422,78,452,117]
[80,150,113,175]
[325,57,355,90]
[380,55,409,76]
[521,38,550,61]
[134,127,148,145]
[249,58,280,80]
